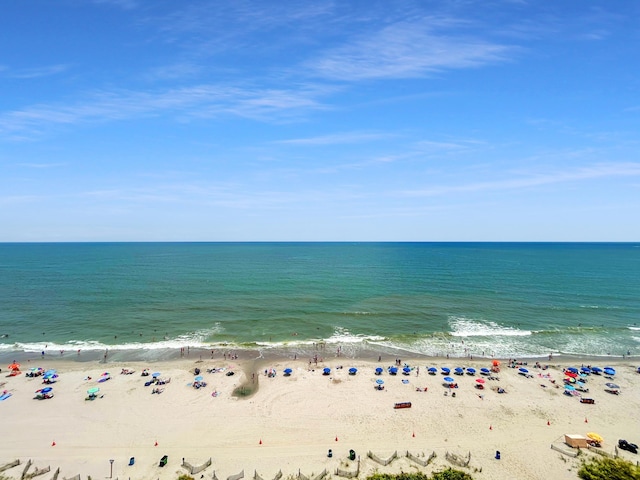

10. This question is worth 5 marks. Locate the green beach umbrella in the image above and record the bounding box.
[87,387,100,395]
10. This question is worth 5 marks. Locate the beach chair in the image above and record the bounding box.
[159,455,168,467]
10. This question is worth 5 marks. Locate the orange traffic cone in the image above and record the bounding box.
[412,432,415,437]
[489,425,493,430]
[585,417,588,423]
[335,436,339,442]
[547,421,550,426]
[52,441,56,446]
[154,441,158,446]
[259,439,262,445]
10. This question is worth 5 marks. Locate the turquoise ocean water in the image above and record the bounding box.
[0,243,638,361]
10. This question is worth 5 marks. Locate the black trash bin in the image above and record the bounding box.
[159,455,168,467]
[327,449,333,458]
[495,451,501,460]
[349,449,356,461]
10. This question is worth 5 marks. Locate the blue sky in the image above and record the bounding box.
[1,1,639,241]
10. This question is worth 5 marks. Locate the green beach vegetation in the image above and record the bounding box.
[578,456,640,480]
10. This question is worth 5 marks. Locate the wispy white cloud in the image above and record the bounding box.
[16,162,68,169]
[400,162,640,197]
[275,132,396,146]
[2,64,68,79]
[307,20,514,81]
[0,84,329,140]
[92,0,138,10]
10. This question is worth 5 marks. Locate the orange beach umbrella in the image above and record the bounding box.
[8,362,20,371]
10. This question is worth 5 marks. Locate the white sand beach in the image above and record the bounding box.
[0,354,639,480]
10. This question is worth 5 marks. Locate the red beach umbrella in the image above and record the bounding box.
[565,371,577,378]
[476,378,485,384]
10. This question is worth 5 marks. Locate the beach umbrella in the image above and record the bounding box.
[566,367,579,374]
[580,367,591,374]
[587,432,603,444]
[564,384,575,391]
[441,367,450,374]
[454,367,464,375]
[480,368,490,375]
[475,378,485,384]
[565,371,577,378]
[518,368,529,374]
[152,372,161,378]
[605,382,620,389]
[590,366,602,374]
[428,367,437,374]
[492,360,501,367]
[323,367,331,375]
[389,367,398,375]
[284,368,293,376]
[376,379,384,385]
[375,367,383,375]
[349,367,358,375]
[564,377,576,384]
[466,368,476,375]
[603,367,616,376]
[402,366,411,374]
[8,362,20,371]
[194,376,203,382]
[443,376,455,383]
[87,387,100,395]
[37,387,53,394]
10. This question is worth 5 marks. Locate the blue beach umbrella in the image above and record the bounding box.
[605,382,620,389]
[323,367,331,375]
[37,387,53,394]
[480,368,490,375]
[283,368,293,376]
[454,367,464,375]
[152,372,161,378]
[590,366,602,374]
[441,367,450,375]
[194,376,203,382]
[603,367,616,376]
[566,367,579,374]
[375,367,383,375]
[466,368,476,375]
[581,367,591,374]
[443,376,455,383]
[349,367,358,375]
[428,367,437,374]
[402,366,411,374]
[564,384,575,391]
[389,367,398,375]
[519,368,529,374]
[376,379,384,385]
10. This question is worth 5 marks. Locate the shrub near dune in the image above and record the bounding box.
[367,470,473,480]
[578,457,640,480]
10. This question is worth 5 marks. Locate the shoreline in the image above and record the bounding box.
[1,343,635,367]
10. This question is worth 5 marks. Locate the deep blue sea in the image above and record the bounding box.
[0,243,639,360]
